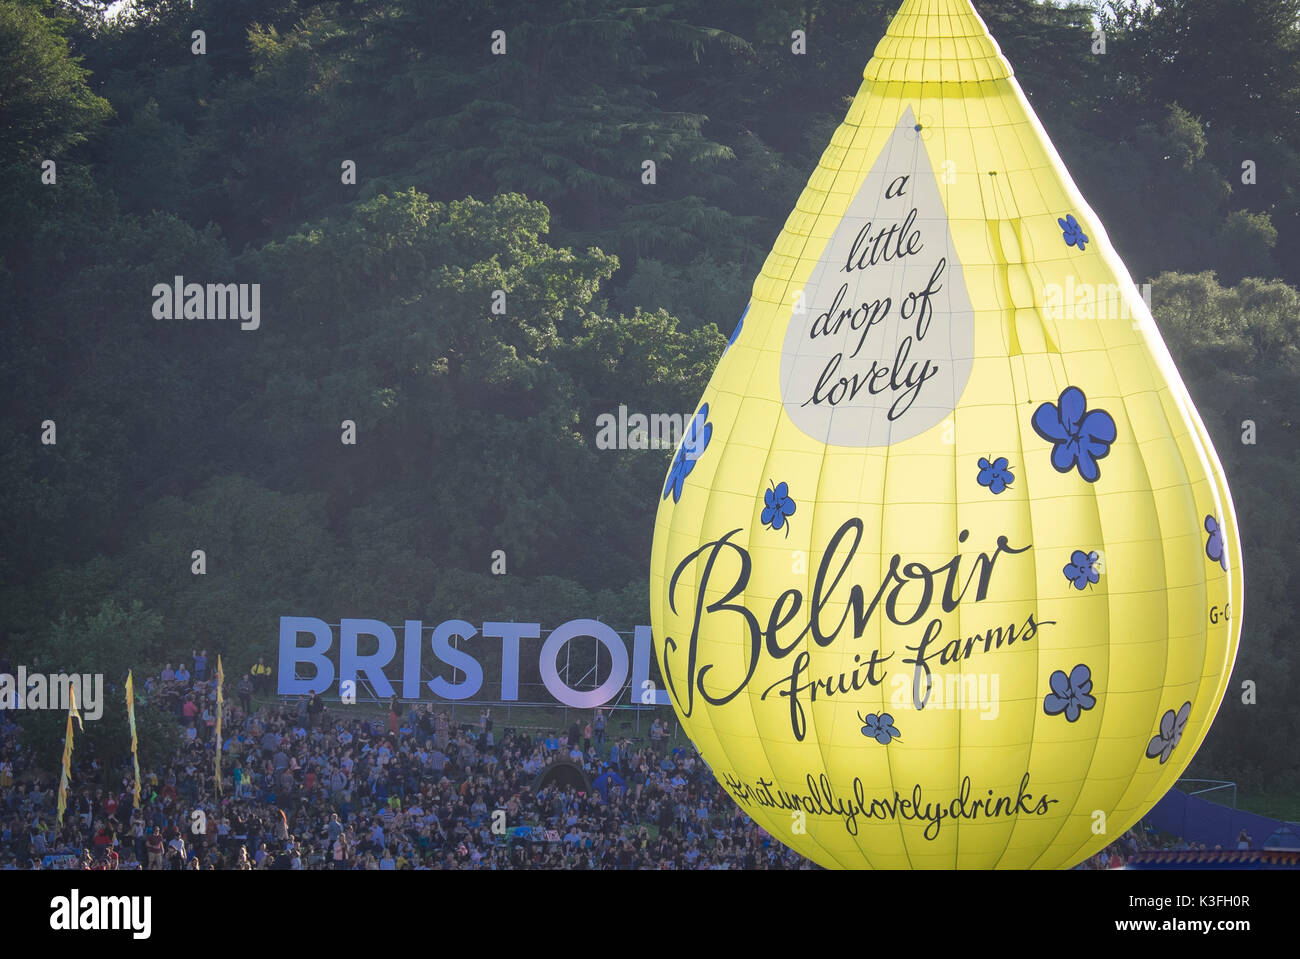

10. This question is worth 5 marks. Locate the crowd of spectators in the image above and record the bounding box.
[0,659,814,870]
[0,654,1207,871]
[1074,825,1157,870]
[1074,824,1254,869]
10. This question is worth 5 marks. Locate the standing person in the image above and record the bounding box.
[583,721,593,753]
[306,690,323,732]
[237,673,253,714]
[251,657,272,694]
[435,711,449,751]
[593,710,606,750]
[145,828,164,870]
[193,649,208,682]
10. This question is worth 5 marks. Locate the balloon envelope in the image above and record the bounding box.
[649,0,1242,869]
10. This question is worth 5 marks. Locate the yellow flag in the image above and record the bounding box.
[56,686,81,826]
[69,681,82,732]
[215,655,224,794]
[56,714,72,825]
[125,671,141,809]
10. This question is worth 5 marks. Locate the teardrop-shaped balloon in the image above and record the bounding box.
[649,0,1242,869]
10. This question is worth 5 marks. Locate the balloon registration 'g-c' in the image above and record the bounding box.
[648,0,1242,869]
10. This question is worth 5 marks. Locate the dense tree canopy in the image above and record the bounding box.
[1,0,1297,789]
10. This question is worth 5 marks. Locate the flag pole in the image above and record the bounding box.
[215,655,224,795]
[56,683,83,827]
[125,671,141,809]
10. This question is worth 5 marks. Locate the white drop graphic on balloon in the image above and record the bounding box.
[780,106,975,447]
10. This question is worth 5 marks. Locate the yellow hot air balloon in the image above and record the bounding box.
[649,0,1242,869]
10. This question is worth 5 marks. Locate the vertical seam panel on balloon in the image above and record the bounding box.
[874,102,915,874]
[680,403,766,860]
[979,75,1066,870]
[947,73,973,870]
[1074,308,1218,864]
[840,90,922,871]
[732,90,864,872]
[1156,347,1238,736]
[777,83,880,872]
[1047,312,1168,870]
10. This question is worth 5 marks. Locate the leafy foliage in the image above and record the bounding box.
[1,0,1298,786]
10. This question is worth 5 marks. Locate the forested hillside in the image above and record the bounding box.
[2,0,1297,791]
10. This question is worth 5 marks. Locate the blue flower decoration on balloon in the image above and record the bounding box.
[662,404,713,503]
[1043,664,1096,722]
[1032,386,1117,483]
[858,712,901,745]
[761,480,797,535]
[1063,550,1100,590]
[724,304,748,355]
[1204,515,1228,571]
[976,456,1015,494]
[1145,701,1192,764]
[1058,213,1090,251]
